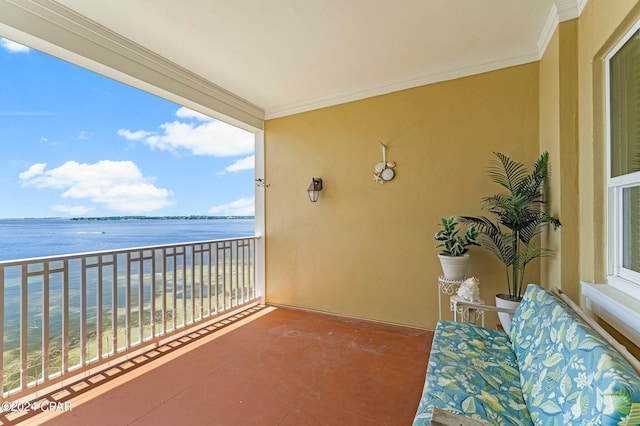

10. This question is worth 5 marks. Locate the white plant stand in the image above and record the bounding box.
[437,275,466,320]
[450,295,486,326]
[449,298,519,332]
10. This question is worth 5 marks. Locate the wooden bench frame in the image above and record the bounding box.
[426,287,640,425]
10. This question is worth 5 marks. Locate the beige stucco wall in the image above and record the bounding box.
[265,64,540,329]
[539,26,562,293]
[539,19,580,301]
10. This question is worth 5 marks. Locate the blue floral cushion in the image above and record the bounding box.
[413,320,532,425]
[510,285,640,425]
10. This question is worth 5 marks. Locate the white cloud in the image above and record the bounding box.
[117,129,153,141]
[52,204,94,216]
[19,163,47,180]
[0,38,30,53]
[208,197,254,216]
[118,107,253,157]
[175,107,213,121]
[19,160,174,214]
[149,120,253,156]
[225,155,255,172]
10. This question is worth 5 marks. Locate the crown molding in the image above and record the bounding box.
[537,3,560,59]
[555,0,589,21]
[536,0,589,65]
[266,0,589,119]
[265,47,540,119]
[0,0,265,130]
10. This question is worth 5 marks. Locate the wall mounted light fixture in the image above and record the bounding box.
[307,177,323,202]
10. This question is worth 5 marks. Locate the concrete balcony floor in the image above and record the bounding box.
[12,305,433,425]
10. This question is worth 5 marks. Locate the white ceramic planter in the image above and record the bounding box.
[437,254,470,281]
[495,295,521,334]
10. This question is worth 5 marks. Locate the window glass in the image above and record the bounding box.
[623,186,640,273]
[608,24,640,293]
[610,29,640,177]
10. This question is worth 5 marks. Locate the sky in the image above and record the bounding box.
[0,38,255,219]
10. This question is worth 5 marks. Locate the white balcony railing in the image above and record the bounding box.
[0,236,259,397]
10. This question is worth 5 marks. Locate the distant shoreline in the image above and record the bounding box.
[0,216,255,221]
[71,215,254,221]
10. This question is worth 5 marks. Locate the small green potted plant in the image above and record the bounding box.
[435,216,480,280]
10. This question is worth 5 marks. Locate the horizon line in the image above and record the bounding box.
[0,215,255,220]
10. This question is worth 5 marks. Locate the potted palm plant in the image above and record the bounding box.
[435,216,480,280]
[460,152,561,332]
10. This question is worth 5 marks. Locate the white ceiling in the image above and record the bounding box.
[39,1,586,119]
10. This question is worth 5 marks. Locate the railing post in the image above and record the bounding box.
[150,250,156,339]
[161,248,167,335]
[125,252,131,349]
[42,262,50,383]
[20,263,28,389]
[137,252,143,343]
[214,242,219,314]
[80,258,87,366]
[181,249,187,327]
[97,257,103,359]
[62,260,69,374]
[0,266,4,393]
[189,246,195,324]
[111,256,117,355]
[172,249,177,331]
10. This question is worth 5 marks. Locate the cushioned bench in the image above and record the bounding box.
[413,284,640,425]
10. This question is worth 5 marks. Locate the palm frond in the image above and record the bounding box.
[487,152,529,193]
[518,243,556,269]
[549,216,562,230]
[463,151,561,299]
[460,215,514,265]
[518,211,555,244]
[516,151,548,197]
[478,233,514,265]
[515,211,541,242]
[459,215,500,235]
[532,151,549,181]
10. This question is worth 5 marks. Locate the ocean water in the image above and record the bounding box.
[0,217,255,261]
[0,217,256,392]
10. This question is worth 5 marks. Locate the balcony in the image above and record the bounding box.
[0,238,432,425]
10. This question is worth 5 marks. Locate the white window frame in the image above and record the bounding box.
[605,19,640,298]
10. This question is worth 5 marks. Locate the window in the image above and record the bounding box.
[607,23,640,295]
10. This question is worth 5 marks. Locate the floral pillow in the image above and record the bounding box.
[510,285,640,425]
